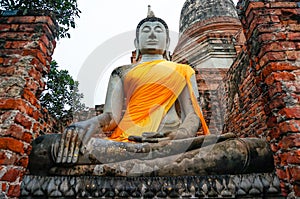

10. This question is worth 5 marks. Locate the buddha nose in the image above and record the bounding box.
[149,31,156,40]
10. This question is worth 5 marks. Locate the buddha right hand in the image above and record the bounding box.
[55,113,112,164]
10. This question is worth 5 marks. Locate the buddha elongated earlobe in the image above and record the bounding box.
[165,51,171,61]
[135,49,140,61]
[134,38,140,61]
[165,37,171,60]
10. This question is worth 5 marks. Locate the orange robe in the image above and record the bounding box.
[110,60,209,141]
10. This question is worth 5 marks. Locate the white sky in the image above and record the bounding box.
[53,0,238,107]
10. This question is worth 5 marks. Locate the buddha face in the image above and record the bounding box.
[135,21,170,55]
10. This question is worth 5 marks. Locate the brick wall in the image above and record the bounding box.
[224,0,300,197]
[220,48,270,138]
[0,13,57,197]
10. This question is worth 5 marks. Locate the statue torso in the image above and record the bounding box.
[112,64,181,133]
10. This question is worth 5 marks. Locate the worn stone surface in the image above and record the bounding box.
[28,135,274,177]
[179,0,238,33]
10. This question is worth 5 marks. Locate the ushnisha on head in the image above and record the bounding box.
[135,5,170,60]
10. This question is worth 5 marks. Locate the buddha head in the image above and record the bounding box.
[135,6,170,59]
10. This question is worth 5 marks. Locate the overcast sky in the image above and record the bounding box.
[52,0,238,107]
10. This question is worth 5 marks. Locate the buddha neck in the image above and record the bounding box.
[140,54,164,63]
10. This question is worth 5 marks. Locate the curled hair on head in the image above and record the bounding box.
[136,17,169,42]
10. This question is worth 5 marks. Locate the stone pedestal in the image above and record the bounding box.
[20,173,282,198]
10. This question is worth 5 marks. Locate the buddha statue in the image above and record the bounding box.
[28,6,274,176]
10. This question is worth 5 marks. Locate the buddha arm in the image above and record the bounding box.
[55,68,124,164]
[101,68,124,132]
[172,74,200,139]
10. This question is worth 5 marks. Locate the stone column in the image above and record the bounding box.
[0,11,57,198]
[237,0,300,197]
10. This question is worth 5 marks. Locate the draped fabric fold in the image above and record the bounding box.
[109,60,210,141]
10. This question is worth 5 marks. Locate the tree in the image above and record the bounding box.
[0,0,81,39]
[40,60,87,125]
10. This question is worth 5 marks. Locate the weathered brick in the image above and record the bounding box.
[259,42,296,59]
[32,110,42,121]
[245,2,265,17]
[14,113,32,130]
[7,184,20,197]
[28,68,42,82]
[259,51,286,67]
[295,184,300,197]
[25,78,39,92]
[0,151,17,165]
[288,166,300,181]
[21,132,32,143]
[4,41,32,49]
[17,157,28,168]
[288,33,300,41]
[0,32,36,41]
[283,81,300,93]
[0,137,24,154]
[1,181,7,193]
[265,71,296,85]
[7,16,36,24]
[279,134,300,150]
[268,95,285,110]
[0,24,11,32]
[258,32,287,43]
[289,24,300,31]
[262,62,298,78]
[279,107,300,119]
[0,98,33,115]
[4,124,23,137]
[279,120,300,133]
[269,126,282,139]
[276,168,287,180]
[270,2,298,8]
[35,16,56,33]
[22,88,39,108]
[257,23,285,34]
[286,50,300,61]
[0,66,15,76]
[287,150,300,164]
[0,168,21,182]
[0,14,57,198]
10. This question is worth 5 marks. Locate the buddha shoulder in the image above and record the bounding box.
[111,64,136,79]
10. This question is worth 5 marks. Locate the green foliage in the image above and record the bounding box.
[0,0,81,39]
[40,60,87,122]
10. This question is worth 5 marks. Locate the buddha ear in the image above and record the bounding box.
[166,36,170,50]
[134,38,140,61]
[134,38,138,49]
[165,37,171,60]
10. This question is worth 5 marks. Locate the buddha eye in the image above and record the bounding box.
[154,26,163,33]
[141,26,151,33]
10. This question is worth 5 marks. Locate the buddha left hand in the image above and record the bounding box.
[128,129,190,143]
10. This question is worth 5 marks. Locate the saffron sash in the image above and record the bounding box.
[110,60,209,141]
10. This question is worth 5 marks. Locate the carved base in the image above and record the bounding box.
[21,173,282,198]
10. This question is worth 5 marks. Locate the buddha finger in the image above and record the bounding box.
[72,127,83,163]
[62,127,74,163]
[81,124,96,153]
[67,128,78,163]
[56,129,67,163]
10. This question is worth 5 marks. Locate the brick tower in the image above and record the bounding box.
[173,0,246,134]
